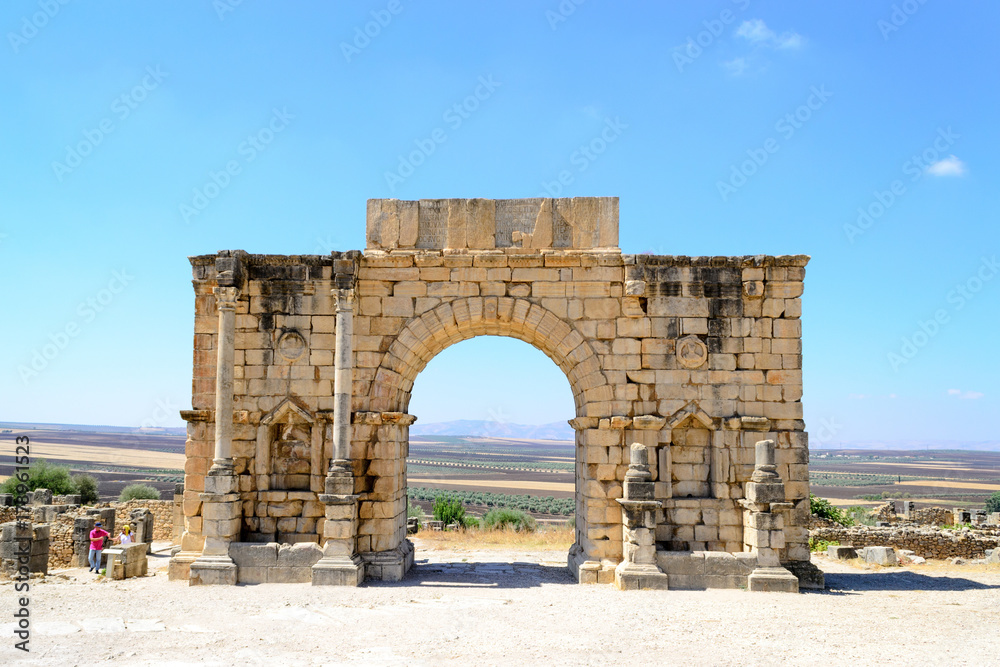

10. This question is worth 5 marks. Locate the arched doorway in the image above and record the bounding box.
[404,334,576,581]
[355,297,620,582]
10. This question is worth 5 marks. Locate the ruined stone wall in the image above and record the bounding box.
[811,525,1000,560]
[115,500,174,541]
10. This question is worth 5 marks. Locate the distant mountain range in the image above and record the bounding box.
[409,419,575,441]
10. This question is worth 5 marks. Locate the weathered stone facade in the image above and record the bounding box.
[169,197,817,589]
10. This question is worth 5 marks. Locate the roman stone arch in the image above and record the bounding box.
[172,197,823,592]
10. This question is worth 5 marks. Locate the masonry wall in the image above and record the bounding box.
[182,246,811,577]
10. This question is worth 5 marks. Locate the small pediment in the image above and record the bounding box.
[260,398,315,426]
[664,401,718,430]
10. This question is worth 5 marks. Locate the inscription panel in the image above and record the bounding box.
[416,199,448,249]
[495,199,541,247]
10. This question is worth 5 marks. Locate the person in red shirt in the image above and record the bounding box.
[88,522,110,573]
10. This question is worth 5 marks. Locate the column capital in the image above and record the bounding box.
[213,286,240,310]
[333,288,355,311]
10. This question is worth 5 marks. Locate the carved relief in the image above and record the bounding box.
[676,335,708,369]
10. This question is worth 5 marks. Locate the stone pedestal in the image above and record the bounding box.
[741,439,799,593]
[614,444,669,590]
[189,472,240,586]
[311,485,363,586]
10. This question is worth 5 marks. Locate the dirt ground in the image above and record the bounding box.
[2,539,998,666]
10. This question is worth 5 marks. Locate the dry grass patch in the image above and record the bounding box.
[415,525,574,551]
[408,477,573,493]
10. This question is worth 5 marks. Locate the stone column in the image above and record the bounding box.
[330,288,354,471]
[189,285,241,586]
[741,439,799,593]
[210,285,238,474]
[614,444,668,590]
[312,286,363,586]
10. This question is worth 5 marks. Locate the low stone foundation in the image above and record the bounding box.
[811,525,1000,560]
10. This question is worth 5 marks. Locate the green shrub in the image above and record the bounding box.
[809,538,839,553]
[118,484,160,502]
[985,491,1000,514]
[406,500,424,519]
[482,508,536,532]
[72,474,100,504]
[0,459,78,496]
[809,494,854,527]
[461,515,480,529]
[844,506,875,526]
[432,497,465,526]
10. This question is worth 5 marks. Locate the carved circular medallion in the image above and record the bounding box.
[676,335,708,369]
[276,331,306,361]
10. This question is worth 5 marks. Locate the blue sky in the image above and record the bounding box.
[1,1,996,445]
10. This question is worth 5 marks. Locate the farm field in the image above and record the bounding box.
[4,426,999,513]
[809,449,1000,508]
[0,427,185,501]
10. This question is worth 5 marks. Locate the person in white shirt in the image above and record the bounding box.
[116,525,134,544]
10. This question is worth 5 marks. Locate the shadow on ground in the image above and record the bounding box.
[368,559,576,589]
[819,570,1000,593]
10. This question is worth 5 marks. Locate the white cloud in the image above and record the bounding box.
[723,57,749,76]
[735,19,804,49]
[947,389,984,399]
[736,19,773,43]
[926,155,967,177]
[776,33,804,49]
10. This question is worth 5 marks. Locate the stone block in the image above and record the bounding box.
[862,546,897,566]
[277,542,324,568]
[229,542,278,568]
[827,545,857,560]
[656,551,705,575]
[268,566,314,583]
[747,567,799,592]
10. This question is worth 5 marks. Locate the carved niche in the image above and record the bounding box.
[254,399,326,492]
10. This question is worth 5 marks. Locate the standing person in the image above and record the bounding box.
[116,525,133,545]
[88,521,110,573]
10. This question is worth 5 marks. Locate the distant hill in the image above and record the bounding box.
[409,419,574,441]
[0,421,186,437]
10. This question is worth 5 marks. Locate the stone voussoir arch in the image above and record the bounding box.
[367,296,611,416]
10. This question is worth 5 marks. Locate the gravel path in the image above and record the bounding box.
[2,540,998,666]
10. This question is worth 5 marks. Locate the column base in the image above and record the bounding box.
[614,561,669,591]
[168,551,200,581]
[784,560,826,590]
[747,566,800,593]
[311,555,364,586]
[189,555,237,586]
[361,540,414,582]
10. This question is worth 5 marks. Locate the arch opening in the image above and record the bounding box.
[404,335,577,584]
